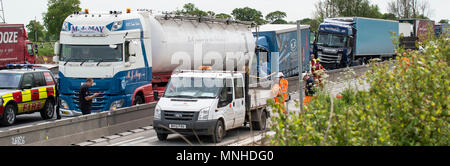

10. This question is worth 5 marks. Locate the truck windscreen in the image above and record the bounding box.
[317,33,347,47]
[60,44,123,62]
[164,77,230,99]
[0,73,22,89]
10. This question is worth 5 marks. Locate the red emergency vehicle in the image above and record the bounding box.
[0,24,36,68]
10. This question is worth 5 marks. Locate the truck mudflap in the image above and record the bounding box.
[153,119,217,136]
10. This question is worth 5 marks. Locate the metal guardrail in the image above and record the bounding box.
[0,103,155,146]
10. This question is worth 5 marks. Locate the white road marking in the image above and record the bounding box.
[107,136,145,146]
[119,136,158,146]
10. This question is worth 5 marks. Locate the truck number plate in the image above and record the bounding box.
[169,124,187,129]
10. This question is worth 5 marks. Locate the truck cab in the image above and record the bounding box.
[314,19,354,67]
[153,70,250,143]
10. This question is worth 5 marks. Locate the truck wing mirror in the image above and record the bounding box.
[129,56,137,63]
[128,41,139,56]
[54,41,60,56]
[53,56,60,63]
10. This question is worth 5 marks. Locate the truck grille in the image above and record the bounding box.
[163,111,196,121]
[70,90,107,111]
[318,52,340,63]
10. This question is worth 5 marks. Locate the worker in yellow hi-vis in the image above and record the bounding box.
[272,72,288,114]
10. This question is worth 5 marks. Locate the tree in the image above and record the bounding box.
[231,7,266,25]
[43,0,81,39]
[314,0,382,20]
[381,13,398,20]
[266,11,288,24]
[216,13,232,19]
[176,3,208,17]
[439,19,448,24]
[26,20,45,42]
[388,0,431,19]
[207,11,215,17]
[301,18,321,32]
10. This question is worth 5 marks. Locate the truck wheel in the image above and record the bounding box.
[1,104,17,126]
[252,111,267,130]
[157,133,168,141]
[40,100,55,120]
[211,120,225,143]
[134,95,144,105]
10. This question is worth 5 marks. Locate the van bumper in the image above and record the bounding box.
[153,119,217,136]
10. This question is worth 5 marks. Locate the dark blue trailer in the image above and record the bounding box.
[253,24,311,78]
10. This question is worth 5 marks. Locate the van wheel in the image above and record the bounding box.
[157,133,168,141]
[252,111,267,130]
[1,104,17,126]
[134,95,144,105]
[40,100,55,120]
[211,120,225,143]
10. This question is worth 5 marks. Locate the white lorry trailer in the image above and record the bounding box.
[53,9,255,116]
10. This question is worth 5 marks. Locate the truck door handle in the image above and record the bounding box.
[233,102,235,107]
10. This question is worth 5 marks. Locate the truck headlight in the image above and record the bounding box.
[154,105,162,120]
[198,107,210,121]
[110,99,124,110]
[61,99,69,109]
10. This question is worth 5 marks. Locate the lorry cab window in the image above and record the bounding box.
[125,41,130,62]
[60,44,124,62]
[26,43,34,56]
[317,33,347,48]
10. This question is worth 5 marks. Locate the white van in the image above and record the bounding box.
[153,70,270,143]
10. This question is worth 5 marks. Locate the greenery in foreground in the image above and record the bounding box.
[269,34,449,146]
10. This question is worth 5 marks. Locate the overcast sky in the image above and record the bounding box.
[3,0,449,26]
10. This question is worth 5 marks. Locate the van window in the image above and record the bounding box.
[234,78,244,99]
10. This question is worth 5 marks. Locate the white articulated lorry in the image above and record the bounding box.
[54,9,256,116]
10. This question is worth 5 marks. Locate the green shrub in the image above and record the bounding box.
[269,32,449,146]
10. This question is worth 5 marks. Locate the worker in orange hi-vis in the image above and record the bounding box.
[272,72,288,114]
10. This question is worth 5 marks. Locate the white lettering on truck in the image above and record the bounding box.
[0,32,19,44]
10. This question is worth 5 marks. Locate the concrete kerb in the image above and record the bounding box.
[0,103,157,146]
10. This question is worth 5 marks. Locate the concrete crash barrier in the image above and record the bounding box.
[0,103,156,146]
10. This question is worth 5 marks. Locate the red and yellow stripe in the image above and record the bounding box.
[1,86,55,113]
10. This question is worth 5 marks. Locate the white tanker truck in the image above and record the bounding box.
[53,9,257,116]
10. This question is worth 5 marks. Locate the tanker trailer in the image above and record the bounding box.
[54,9,255,116]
